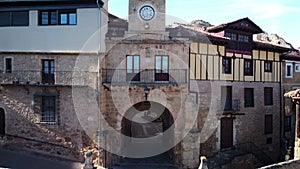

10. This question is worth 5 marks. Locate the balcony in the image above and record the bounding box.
[102,69,187,85]
[0,70,97,87]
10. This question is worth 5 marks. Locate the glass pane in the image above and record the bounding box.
[156,56,161,73]
[133,56,139,73]
[41,12,48,25]
[50,97,55,107]
[162,56,168,73]
[69,13,77,25]
[60,14,68,25]
[43,61,49,72]
[287,65,291,76]
[225,32,230,38]
[12,11,29,26]
[127,56,132,73]
[0,12,10,26]
[231,34,237,40]
[238,35,243,41]
[50,11,57,25]
[50,61,55,74]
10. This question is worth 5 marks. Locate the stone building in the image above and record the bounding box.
[173,18,292,168]
[281,50,300,160]
[102,1,293,168]
[0,0,297,169]
[0,0,107,164]
[102,0,200,168]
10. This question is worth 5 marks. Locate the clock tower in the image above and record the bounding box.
[127,0,168,37]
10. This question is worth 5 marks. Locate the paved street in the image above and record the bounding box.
[0,148,83,169]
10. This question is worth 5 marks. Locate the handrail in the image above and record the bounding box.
[0,70,97,86]
[102,69,187,84]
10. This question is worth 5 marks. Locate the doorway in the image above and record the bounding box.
[42,59,55,84]
[0,108,5,135]
[122,101,175,164]
[221,118,233,149]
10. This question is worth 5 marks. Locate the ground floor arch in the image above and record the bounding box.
[121,101,175,163]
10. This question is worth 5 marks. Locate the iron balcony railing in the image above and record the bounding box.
[0,70,97,86]
[102,69,187,85]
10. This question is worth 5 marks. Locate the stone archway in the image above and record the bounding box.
[121,101,175,164]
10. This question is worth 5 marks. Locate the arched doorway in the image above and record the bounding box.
[121,101,175,164]
[0,108,5,135]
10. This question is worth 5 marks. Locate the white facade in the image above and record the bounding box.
[0,8,107,53]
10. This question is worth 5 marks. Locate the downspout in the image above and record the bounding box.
[280,56,283,160]
[96,0,103,168]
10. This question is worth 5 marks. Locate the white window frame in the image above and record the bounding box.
[295,64,300,73]
[3,57,13,73]
[286,63,293,78]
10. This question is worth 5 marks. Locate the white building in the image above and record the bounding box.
[0,0,108,164]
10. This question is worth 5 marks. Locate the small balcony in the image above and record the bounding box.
[0,70,97,87]
[102,69,187,85]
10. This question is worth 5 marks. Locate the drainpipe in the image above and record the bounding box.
[279,58,283,160]
[96,0,102,168]
[279,62,285,160]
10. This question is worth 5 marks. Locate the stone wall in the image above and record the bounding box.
[101,38,201,168]
[0,86,98,161]
[195,80,281,161]
[281,62,300,160]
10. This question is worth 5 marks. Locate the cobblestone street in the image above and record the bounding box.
[0,148,82,169]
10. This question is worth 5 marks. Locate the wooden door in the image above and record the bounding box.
[0,108,5,135]
[221,118,233,149]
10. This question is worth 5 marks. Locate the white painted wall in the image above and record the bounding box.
[0,8,107,53]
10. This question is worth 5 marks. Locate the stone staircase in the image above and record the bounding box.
[109,154,182,169]
[206,145,272,169]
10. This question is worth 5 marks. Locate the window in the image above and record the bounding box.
[0,11,29,27]
[296,64,300,72]
[225,32,237,41]
[155,56,169,81]
[42,59,55,84]
[286,63,293,78]
[284,116,292,132]
[238,35,249,42]
[264,87,273,105]
[39,9,77,26]
[265,61,272,73]
[222,57,231,74]
[221,86,232,111]
[265,115,273,134]
[244,59,253,76]
[126,55,140,81]
[4,57,12,73]
[244,88,254,107]
[41,96,56,123]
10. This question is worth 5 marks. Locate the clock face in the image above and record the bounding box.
[139,5,155,21]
